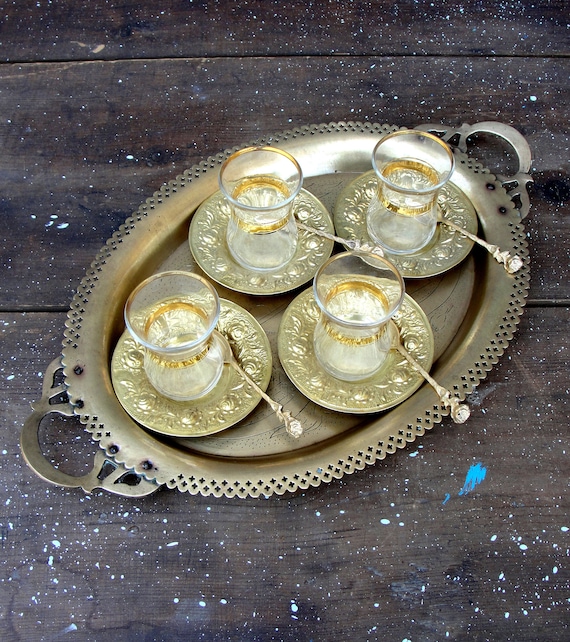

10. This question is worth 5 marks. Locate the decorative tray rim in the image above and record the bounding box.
[22,120,532,498]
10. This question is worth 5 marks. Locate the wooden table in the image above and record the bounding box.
[1,2,568,640]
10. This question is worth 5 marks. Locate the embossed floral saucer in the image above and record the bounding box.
[333,171,478,278]
[189,188,335,295]
[277,288,434,414]
[111,300,272,438]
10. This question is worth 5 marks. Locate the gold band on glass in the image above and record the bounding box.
[321,319,387,346]
[231,210,291,234]
[322,280,390,345]
[147,344,210,369]
[325,279,390,309]
[144,300,208,335]
[379,159,439,217]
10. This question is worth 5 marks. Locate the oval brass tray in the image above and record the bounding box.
[22,121,532,498]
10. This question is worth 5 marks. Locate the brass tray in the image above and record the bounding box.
[21,121,532,498]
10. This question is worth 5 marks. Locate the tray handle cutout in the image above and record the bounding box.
[21,358,160,497]
[415,121,533,219]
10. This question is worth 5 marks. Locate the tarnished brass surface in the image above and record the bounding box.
[26,121,530,498]
[189,188,334,295]
[278,289,433,413]
[111,300,272,438]
[334,171,478,278]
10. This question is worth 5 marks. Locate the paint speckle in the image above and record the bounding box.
[459,462,487,495]
[442,493,451,505]
[380,518,390,525]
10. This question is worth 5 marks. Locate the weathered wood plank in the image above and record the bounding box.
[1,56,568,309]
[1,306,568,640]
[1,0,568,62]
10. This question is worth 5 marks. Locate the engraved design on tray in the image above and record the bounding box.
[334,170,478,278]
[278,288,434,414]
[189,188,335,295]
[111,300,272,438]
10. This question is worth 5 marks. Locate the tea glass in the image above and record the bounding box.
[124,271,224,401]
[219,146,303,272]
[313,251,405,382]
[367,130,455,254]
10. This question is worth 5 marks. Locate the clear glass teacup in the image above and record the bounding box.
[313,251,405,381]
[124,271,224,401]
[367,130,455,254]
[219,146,303,272]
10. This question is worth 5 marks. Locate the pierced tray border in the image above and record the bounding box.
[59,121,531,498]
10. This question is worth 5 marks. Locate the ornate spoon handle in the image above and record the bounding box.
[295,220,385,257]
[438,215,523,274]
[390,322,471,424]
[214,331,303,438]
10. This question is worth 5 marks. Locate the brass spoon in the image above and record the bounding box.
[437,213,523,274]
[295,220,386,257]
[213,330,303,438]
[297,215,523,274]
[389,321,471,424]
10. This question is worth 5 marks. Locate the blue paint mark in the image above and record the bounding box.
[442,493,451,505]
[459,462,487,496]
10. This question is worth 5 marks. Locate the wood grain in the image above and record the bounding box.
[1,57,568,308]
[1,2,568,640]
[1,0,568,61]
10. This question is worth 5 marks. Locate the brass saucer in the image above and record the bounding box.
[277,288,434,414]
[189,188,334,295]
[333,170,478,278]
[111,300,272,438]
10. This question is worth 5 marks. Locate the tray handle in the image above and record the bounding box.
[21,357,160,497]
[415,121,533,219]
